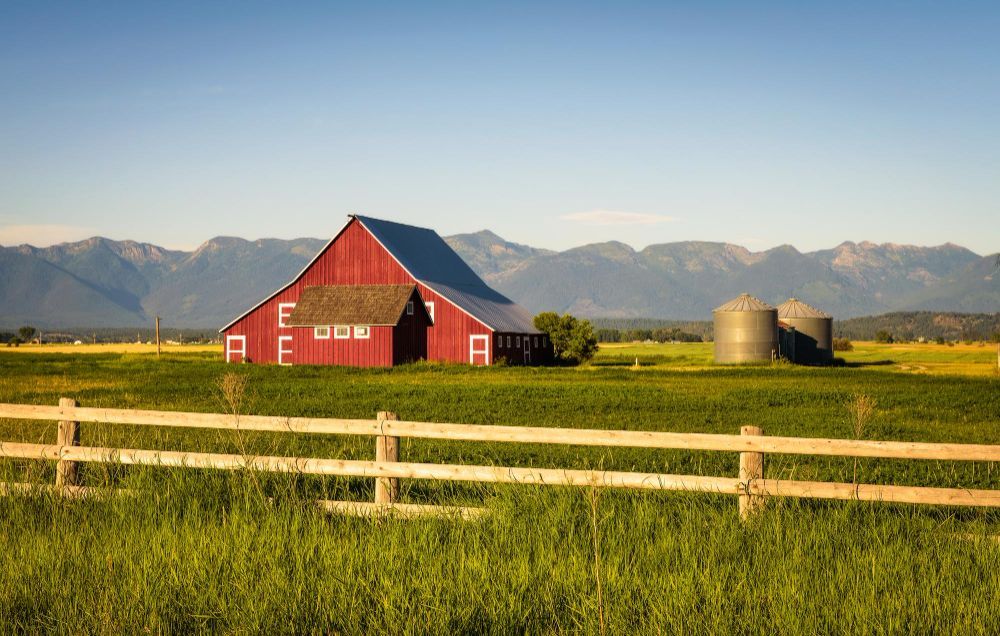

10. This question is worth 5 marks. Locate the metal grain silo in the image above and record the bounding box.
[713,293,778,363]
[776,298,833,364]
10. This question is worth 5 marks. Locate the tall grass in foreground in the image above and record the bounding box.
[0,467,998,634]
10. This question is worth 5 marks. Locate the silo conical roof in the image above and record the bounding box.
[713,293,774,313]
[776,298,831,319]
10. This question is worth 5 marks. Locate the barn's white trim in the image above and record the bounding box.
[314,326,330,339]
[354,326,370,339]
[470,334,490,366]
[334,325,350,339]
[278,303,296,328]
[406,301,414,316]
[225,335,246,363]
[278,335,293,366]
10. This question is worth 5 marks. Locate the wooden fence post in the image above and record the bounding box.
[739,426,764,520]
[56,397,81,489]
[375,411,400,504]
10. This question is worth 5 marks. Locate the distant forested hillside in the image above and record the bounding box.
[833,312,1000,342]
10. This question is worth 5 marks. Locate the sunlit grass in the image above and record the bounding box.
[0,350,998,631]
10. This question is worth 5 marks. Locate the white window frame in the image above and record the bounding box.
[469,334,490,365]
[406,301,414,316]
[278,303,296,328]
[506,336,511,348]
[334,325,350,339]
[278,335,293,366]
[497,334,503,348]
[543,336,548,348]
[516,336,521,348]
[225,335,246,363]
[523,335,531,364]
[354,325,370,339]
[314,326,330,340]
[425,301,435,323]
[533,336,538,348]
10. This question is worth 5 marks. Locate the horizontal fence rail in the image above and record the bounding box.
[3,403,1000,462]
[0,400,999,518]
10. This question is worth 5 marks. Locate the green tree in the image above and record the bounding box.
[534,312,598,365]
[874,330,893,344]
[595,328,621,343]
[18,326,36,343]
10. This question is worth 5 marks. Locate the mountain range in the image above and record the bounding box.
[0,232,996,328]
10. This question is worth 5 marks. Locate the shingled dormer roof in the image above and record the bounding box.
[286,285,423,327]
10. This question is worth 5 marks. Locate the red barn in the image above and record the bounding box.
[219,215,551,366]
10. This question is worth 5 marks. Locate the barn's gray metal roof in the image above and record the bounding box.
[776,298,831,319]
[355,215,540,333]
[713,293,775,313]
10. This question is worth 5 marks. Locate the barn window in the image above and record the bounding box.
[406,301,414,316]
[425,301,435,322]
[497,334,503,348]
[354,326,370,339]
[278,303,296,328]
[516,336,521,347]
[506,336,511,347]
[314,326,330,339]
[334,326,350,339]
[543,336,548,347]
[534,336,538,348]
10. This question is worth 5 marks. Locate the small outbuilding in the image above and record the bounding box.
[284,285,431,366]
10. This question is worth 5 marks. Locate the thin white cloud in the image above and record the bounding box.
[0,224,97,247]
[560,210,678,226]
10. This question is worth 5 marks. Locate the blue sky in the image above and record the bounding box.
[1,1,998,254]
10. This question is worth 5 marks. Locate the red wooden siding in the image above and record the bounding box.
[222,218,540,366]
[494,332,553,365]
[393,289,430,364]
[289,325,394,367]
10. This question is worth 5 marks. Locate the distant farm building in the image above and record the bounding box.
[713,292,834,365]
[220,215,551,366]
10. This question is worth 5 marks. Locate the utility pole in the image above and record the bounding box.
[155,316,161,359]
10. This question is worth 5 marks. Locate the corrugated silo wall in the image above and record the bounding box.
[714,310,778,363]
[783,317,833,364]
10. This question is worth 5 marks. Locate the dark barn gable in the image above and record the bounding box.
[219,215,552,367]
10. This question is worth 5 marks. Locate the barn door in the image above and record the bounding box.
[469,335,489,366]
[523,335,531,364]
[278,335,293,366]
[226,335,246,363]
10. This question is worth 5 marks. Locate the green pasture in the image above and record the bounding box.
[0,346,998,633]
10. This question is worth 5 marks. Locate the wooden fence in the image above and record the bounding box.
[1,399,999,519]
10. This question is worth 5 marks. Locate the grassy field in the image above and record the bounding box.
[3,342,220,354]
[0,345,998,633]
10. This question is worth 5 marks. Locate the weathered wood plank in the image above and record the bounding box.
[2,441,999,508]
[738,425,764,520]
[374,411,400,504]
[1,403,998,461]
[55,397,81,489]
